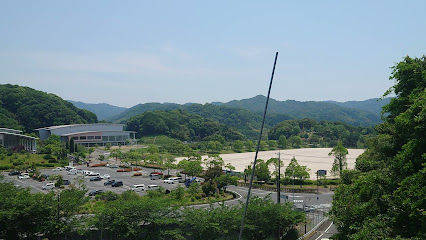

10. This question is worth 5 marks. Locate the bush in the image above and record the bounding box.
[133,172,142,176]
[43,154,55,160]
[48,158,58,163]
[0,165,12,170]
[90,163,108,167]
[117,168,131,172]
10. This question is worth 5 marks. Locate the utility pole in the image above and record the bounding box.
[276,151,281,204]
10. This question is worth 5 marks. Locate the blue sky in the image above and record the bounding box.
[1,1,425,107]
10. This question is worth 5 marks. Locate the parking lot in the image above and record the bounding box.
[2,165,185,196]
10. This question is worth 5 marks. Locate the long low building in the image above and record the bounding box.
[0,128,37,152]
[36,123,136,147]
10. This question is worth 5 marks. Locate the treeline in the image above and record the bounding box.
[330,56,426,239]
[0,84,97,133]
[125,109,244,142]
[114,102,291,139]
[0,178,304,240]
[268,118,375,148]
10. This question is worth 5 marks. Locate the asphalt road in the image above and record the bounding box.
[2,165,184,196]
[307,220,337,240]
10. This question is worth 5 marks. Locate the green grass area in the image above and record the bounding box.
[0,152,65,171]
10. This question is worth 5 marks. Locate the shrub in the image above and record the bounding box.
[90,163,108,167]
[133,172,142,176]
[133,167,142,171]
[0,165,11,170]
[117,168,131,172]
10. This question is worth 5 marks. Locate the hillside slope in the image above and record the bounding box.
[0,84,97,133]
[220,95,382,126]
[67,100,127,121]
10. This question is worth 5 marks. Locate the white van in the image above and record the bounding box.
[42,183,55,190]
[130,184,145,192]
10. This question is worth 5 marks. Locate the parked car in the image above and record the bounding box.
[102,174,110,179]
[63,179,71,185]
[129,184,145,192]
[18,173,30,179]
[89,189,104,196]
[164,177,181,184]
[90,176,103,181]
[149,173,161,180]
[42,183,55,190]
[8,170,21,176]
[67,169,77,175]
[147,185,159,190]
[104,180,116,186]
[87,172,100,176]
[111,181,123,187]
[52,167,64,171]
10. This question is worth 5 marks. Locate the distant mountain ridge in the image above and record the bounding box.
[214,95,385,126]
[70,95,389,129]
[67,100,127,121]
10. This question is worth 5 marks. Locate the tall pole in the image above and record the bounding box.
[239,52,278,240]
[277,151,281,204]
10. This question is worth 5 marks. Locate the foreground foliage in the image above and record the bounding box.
[0,173,304,240]
[330,56,426,239]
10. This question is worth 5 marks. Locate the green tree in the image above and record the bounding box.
[285,157,310,186]
[245,140,254,151]
[278,135,287,149]
[208,141,222,153]
[254,159,271,181]
[330,56,426,239]
[267,140,277,149]
[233,140,244,152]
[328,140,348,178]
[164,155,177,175]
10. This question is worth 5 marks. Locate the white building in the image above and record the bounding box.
[36,123,136,147]
[0,128,37,152]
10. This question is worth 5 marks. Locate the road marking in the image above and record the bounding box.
[314,221,333,240]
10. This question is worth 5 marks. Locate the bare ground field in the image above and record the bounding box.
[178,148,365,180]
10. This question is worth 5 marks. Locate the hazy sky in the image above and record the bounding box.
[1,1,425,107]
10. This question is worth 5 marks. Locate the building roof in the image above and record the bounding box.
[35,123,125,131]
[61,130,136,136]
[0,130,38,139]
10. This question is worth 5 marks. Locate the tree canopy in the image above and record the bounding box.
[0,84,97,133]
[330,56,426,239]
[125,109,244,142]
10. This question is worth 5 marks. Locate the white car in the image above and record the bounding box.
[18,173,30,179]
[42,183,55,190]
[52,167,64,171]
[102,174,110,179]
[67,169,77,175]
[129,184,145,192]
[164,177,180,184]
[87,172,100,176]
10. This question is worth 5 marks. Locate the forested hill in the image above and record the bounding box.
[125,110,244,142]
[218,95,383,126]
[67,100,127,121]
[110,102,181,122]
[327,97,392,115]
[0,84,97,133]
[111,103,292,139]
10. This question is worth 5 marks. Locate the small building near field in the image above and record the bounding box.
[0,128,37,152]
[36,123,137,147]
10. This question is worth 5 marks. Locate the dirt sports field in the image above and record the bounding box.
[180,148,365,180]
